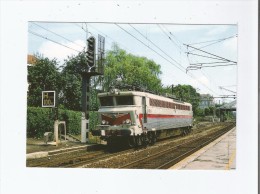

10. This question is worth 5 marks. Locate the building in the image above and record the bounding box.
[27,54,37,65]
[199,94,215,109]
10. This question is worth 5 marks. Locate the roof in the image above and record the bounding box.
[98,90,192,106]
[219,100,236,110]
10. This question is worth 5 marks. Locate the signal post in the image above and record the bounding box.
[81,36,104,143]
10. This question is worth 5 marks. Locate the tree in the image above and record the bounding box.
[101,44,163,92]
[59,52,86,111]
[194,108,205,117]
[204,107,210,116]
[27,54,62,107]
[163,84,201,114]
[60,51,99,111]
[208,106,216,116]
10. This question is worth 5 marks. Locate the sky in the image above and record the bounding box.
[28,22,237,103]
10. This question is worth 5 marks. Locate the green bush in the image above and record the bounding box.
[89,111,99,131]
[27,107,54,138]
[27,107,80,138]
[27,107,99,138]
[58,109,82,135]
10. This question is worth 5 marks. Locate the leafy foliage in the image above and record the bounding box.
[27,107,55,138]
[59,52,87,111]
[101,44,162,92]
[194,108,205,117]
[27,107,82,138]
[27,54,62,107]
[60,52,100,111]
[27,46,209,138]
[204,107,210,116]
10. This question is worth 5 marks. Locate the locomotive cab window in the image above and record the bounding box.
[99,96,114,106]
[116,96,134,105]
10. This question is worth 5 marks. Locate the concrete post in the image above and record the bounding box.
[54,120,59,146]
[54,120,66,145]
[81,113,87,143]
[86,119,89,143]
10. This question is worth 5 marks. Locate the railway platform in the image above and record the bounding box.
[170,127,236,170]
[26,138,101,160]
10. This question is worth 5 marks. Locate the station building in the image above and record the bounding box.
[199,94,215,109]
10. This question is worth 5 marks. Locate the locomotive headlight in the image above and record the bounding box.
[125,119,131,124]
[101,120,107,125]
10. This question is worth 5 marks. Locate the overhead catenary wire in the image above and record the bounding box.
[185,46,226,96]
[161,25,220,96]
[185,40,237,90]
[115,23,186,73]
[220,85,237,88]
[75,22,135,54]
[186,52,229,61]
[116,23,219,96]
[128,23,185,70]
[190,61,236,65]
[219,86,236,94]
[28,30,81,53]
[74,23,116,52]
[74,23,93,36]
[188,35,237,53]
[160,25,185,69]
[157,24,182,51]
[87,23,135,53]
[159,25,227,97]
[30,22,228,97]
[161,28,237,98]
[32,22,85,49]
[187,64,237,69]
[161,25,184,47]
[185,44,237,63]
[187,34,237,46]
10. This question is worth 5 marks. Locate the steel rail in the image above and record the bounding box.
[156,127,233,169]
[63,148,136,168]
[119,124,234,169]
[118,135,212,169]
[27,151,105,167]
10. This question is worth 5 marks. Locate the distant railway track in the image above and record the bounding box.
[119,123,235,169]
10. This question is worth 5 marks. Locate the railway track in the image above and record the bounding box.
[27,145,134,168]
[27,122,234,168]
[27,149,104,167]
[118,123,235,169]
[63,148,136,168]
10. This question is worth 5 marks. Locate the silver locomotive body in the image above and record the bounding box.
[92,89,193,147]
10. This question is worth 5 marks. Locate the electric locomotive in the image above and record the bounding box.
[92,87,193,147]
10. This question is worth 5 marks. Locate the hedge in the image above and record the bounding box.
[27,107,54,138]
[27,107,98,138]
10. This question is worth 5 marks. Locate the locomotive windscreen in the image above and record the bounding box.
[99,96,134,106]
[116,96,134,105]
[99,96,114,106]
